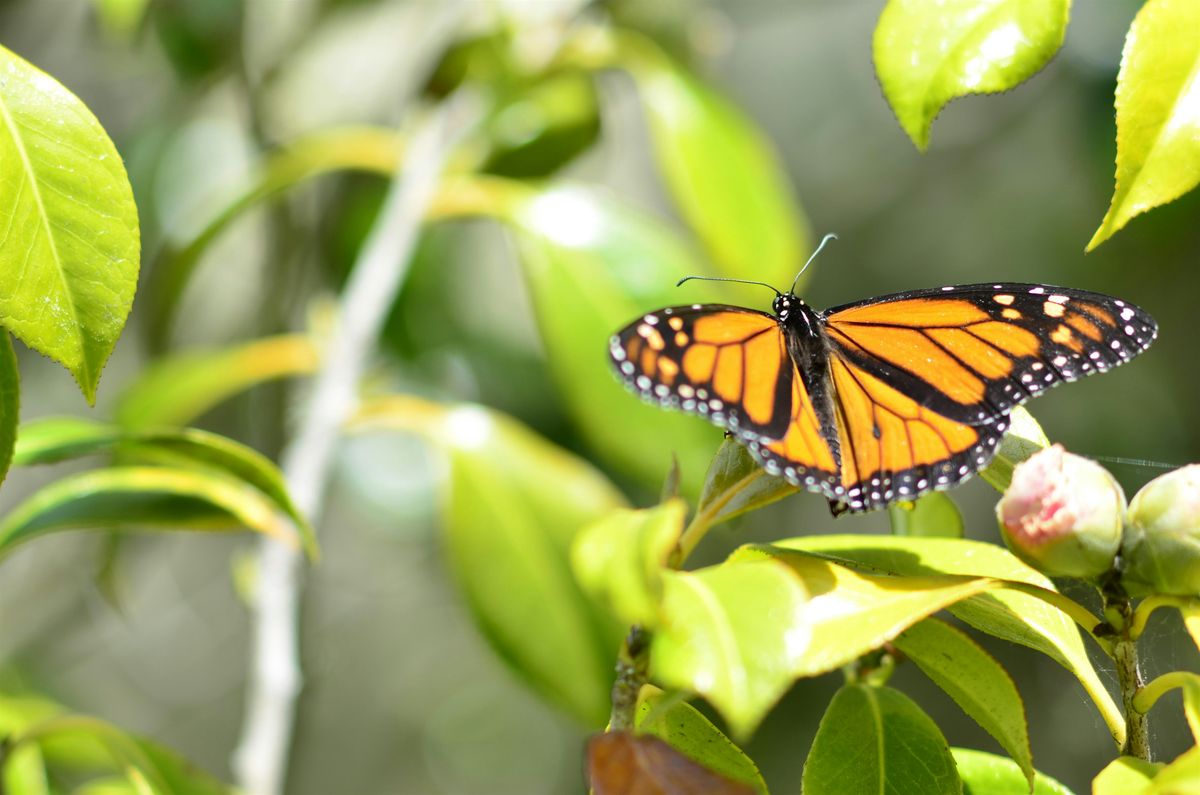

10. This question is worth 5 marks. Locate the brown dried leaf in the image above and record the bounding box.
[586,732,755,795]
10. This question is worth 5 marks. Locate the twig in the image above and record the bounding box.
[231,91,480,795]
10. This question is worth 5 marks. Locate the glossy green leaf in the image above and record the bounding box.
[149,128,400,340]
[0,45,140,403]
[650,558,809,739]
[952,748,1074,795]
[694,437,797,530]
[571,499,685,628]
[896,619,1032,787]
[353,395,627,725]
[0,332,17,487]
[116,334,319,429]
[622,36,808,295]
[1092,757,1160,795]
[803,685,960,795]
[981,406,1049,492]
[888,493,964,537]
[13,416,315,557]
[732,545,998,678]
[874,0,1070,151]
[0,465,309,557]
[505,184,727,496]
[779,535,1124,746]
[635,685,767,794]
[1087,0,1200,251]
[1149,746,1200,794]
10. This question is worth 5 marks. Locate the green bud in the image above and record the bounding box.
[1122,465,1200,596]
[996,445,1125,580]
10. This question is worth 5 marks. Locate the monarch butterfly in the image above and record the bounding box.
[609,243,1157,512]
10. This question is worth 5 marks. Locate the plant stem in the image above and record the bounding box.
[1104,586,1151,760]
[609,626,650,732]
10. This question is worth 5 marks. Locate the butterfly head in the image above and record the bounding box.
[772,292,803,321]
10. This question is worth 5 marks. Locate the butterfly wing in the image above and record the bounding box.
[610,305,797,441]
[823,284,1157,424]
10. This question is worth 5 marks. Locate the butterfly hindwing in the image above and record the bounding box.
[610,305,795,441]
[824,284,1157,425]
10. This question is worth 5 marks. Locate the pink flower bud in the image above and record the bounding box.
[1122,465,1200,596]
[996,445,1125,580]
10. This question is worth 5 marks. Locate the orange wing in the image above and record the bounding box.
[609,305,796,441]
[824,284,1157,424]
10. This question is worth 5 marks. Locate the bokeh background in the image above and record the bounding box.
[0,0,1197,792]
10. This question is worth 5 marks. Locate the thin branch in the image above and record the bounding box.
[231,89,480,795]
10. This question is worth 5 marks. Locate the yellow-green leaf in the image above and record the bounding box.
[981,406,1049,492]
[0,45,140,403]
[1092,756,1160,795]
[951,748,1075,795]
[1150,746,1200,794]
[693,437,797,531]
[888,492,964,537]
[1088,0,1200,251]
[874,0,1071,151]
[0,332,17,487]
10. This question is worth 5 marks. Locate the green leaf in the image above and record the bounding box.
[981,406,1049,492]
[0,45,140,403]
[621,36,809,296]
[352,395,627,725]
[571,499,685,628]
[635,685,767,794]
[0,332,18,487]
[873,0,1070,151]
[90,0,151,39]
[895,619,1032,788]
[0,465,309,557]
[694,437,797,530]
[13,416,316,558]
[1149,746,1200,794]
[650,558,809,739]
[803,685,960,795]
[778,535,1124,747]
[888,493,964,538]
[505,184,729,496]
[115,334,319,430]
[3,741,50,795]
[1184,676,1200,743]
[952,748,1075,795]
[1092,756,1160,795]
[1087,0,1200,251]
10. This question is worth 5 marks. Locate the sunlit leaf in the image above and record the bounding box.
[0,45,140,403]
[896,619,1032,787]
[0,332,17,487]
[693,438,797,530]
[352,395,627,725]
[803,685,959,795]
[1184,676,1200,744]
[115,335,319,429]
[873,0,1070,151]
[650,558,809,739]
[1183,603,1200,654]
[3,740,50,795]
[779,535,1124,746]
[951,748,1075,795]
[981,406,1049,492]
[1087,0,1200,251]
[888,492,964,537]
[635,685,767,794]
[90,0,151,39]
[1092,756,1160,795]
[13,416,315,557]
[1150,746,1200,793]
[0,465,309,557]
[587,731,754,795]
[621,36,808,296]
[571,500,685,628]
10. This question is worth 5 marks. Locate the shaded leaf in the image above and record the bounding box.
[635,685,767,794]
[622,37,808,296]
[0,332,17,487]
[779,535,1124,746]
[115,334,319,429]
[896,619,1032,788]
[873,0,1070,150]
[571,500,685,628]
[888,493,964,538]
[0,465,309,557]
[694,437,797,530]
[980,406,1049,492]
[951,748,1074,795]
[1087,0,1200,250]
[1092,757,1160,795]
[587,731,754,795]
[0,45,140,403]
[650,558,809,739]
[352,395,627,725]
[803,685,960,795]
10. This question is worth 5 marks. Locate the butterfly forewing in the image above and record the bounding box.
[823,284,1157,425]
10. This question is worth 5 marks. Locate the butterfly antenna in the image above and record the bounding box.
[790,233,838,294]
[675,275,782,296]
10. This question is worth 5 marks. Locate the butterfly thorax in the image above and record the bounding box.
[774,295,843,467]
